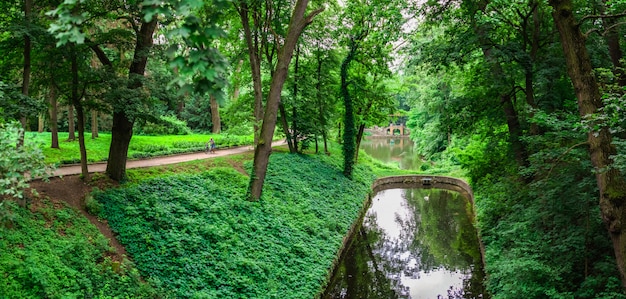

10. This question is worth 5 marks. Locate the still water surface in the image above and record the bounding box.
[322,137,487,298]
[359,137,422,170]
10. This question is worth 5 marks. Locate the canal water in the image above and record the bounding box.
[322,137,487,299]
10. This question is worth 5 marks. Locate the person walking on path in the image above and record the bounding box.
[209,138,216,154]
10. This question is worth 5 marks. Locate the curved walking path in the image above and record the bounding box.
[53,140,286,177]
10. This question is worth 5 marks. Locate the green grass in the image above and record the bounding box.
[93,150,377,298]
[26,132,254,166]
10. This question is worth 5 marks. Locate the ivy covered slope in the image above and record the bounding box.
[94,152,376,298]
[0,200,156,298]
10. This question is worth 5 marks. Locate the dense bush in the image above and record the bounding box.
[135,115,192,136]
[0,200,156,298]
[0,122,53,199]
[94,153,375,298]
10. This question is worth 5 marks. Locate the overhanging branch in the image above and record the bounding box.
[579,11,626,25]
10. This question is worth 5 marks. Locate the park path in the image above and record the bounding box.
[53,140,286,177]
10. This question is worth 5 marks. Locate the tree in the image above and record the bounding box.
[274,4,342,155]
[49,0,229,181]
[210,95,221,133]
[18,0,33,147]
[107,17,158,181]
[234,0,265,144]
[338,0,404,177]
[248,0,324,200]
[548,0,626,287]
[48,0,157,180]
[408,0,626,294]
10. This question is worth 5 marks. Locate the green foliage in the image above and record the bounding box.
[0,199,156,298]
[476,172,625,298]
[85,195,103,217]
[147,0,230,99]
[0,81,47,123]
[221,93,255,135]
[0,122,53,199]
[94,152,376,298]
[471,132,625,298]
[135,115,192,136]
[180,94,214,131]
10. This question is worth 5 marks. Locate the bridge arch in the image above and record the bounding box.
[385,124,409,136]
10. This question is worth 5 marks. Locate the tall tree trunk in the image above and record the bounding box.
[248,1,324,200]
[71,46,89,180]
[18,0,33,147]
[279,102,295,152]
[549,0,626,288]
[49,84,59,148]
[67,105,76,141]
[291,45,301,153]
[292,105,298,153]
[237,2,264,145]
[315,45,328,154]
[210,94,221,133]
[472,0,530,167]
[38,115,44,133]
[91,110,99,138]
[354,123,366,162]
[502,93,529,167]
[231,59,244,102]
[106,18,157,181]
[341,40,358,178]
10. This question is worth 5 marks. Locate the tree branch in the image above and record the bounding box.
[585,21,626,37]
[304,7,325,25]
[579,11,626,25]
[545,141,589,179]
[117,16,140,34]
[86,40,113,67]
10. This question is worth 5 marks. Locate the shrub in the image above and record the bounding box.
[85,195,103,217]
[0,121,53,199]
[137,115,192,136]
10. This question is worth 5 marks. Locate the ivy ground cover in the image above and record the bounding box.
[0,199,156,298]
[95,153,376,298]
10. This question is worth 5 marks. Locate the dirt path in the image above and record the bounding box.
[30,141,285,264]
[53,141,285,177]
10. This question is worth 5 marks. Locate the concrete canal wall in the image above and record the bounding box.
[317,175,482,298]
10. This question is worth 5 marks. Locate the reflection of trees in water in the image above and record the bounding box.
[323,189,487,299]
[323,213,410,299]
[398,189,487,299]
[360,138,421,170]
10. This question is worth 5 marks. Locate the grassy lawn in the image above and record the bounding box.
[26,132,254,166]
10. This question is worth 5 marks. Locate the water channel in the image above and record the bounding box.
[322,137,488,299]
